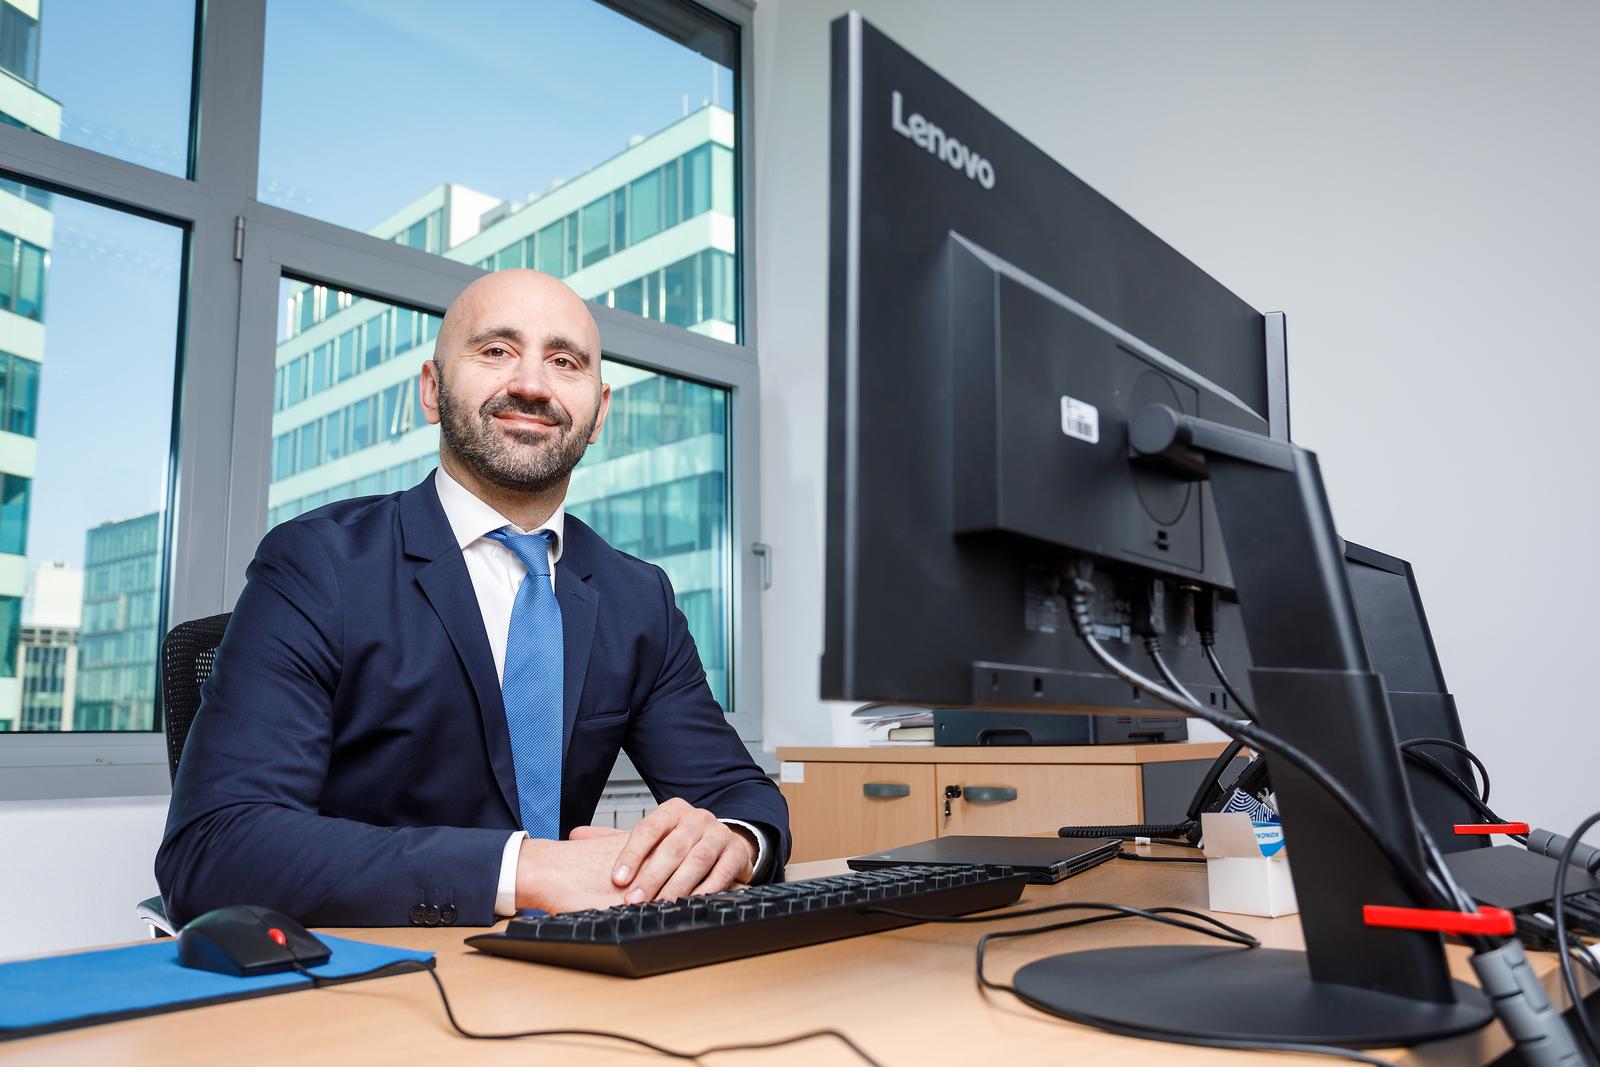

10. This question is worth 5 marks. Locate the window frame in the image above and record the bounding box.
[0,0,763,801]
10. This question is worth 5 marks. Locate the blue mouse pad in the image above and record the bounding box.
[0,934,434,1041]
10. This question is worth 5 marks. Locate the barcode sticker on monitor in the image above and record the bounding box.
[1060,396,1100,443]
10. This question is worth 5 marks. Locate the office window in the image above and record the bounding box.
[0,473,28,555]
[336,330,357,383]
[0,193,183,733]
[363,315,386,371]
[0,4,38,84]
[580,196,612,268]
[258,0,740,335]
[0,230,47,321]
[682,145,712,219]
[613,278,647,319]
[9,2,195,176]
[270,283,442,517]
[0,0,755,779]
[493,242,525,272]
[536,219,565,276]
[568,361,732,709]
[0,596,18,679]
[603,250,735,340]
[310,343,331,394]
[663,158,681,229]
[629,170,662,245]
[0,351,39,436]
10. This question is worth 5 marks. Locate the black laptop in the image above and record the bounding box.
[847,835,1120,885]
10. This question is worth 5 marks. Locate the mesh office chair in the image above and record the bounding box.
[137,612,232,937]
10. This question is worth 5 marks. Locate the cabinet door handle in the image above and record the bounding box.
[963,786,1018,803]
[862,782,911,799]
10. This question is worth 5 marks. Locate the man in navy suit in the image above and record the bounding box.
[157,270,789,927]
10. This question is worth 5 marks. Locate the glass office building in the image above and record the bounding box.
[73,513,162,731]
[0,0,54,730]
[269,105,737,707]
[16,624,75,731]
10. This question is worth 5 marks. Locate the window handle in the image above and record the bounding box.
[751,542,773,590]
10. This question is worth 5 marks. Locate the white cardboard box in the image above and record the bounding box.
[1201,812,1299,918]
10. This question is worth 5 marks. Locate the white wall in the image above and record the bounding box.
[754,1,1600,834]
[0,796,169,959]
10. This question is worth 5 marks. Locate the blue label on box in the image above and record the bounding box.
[1252,821,1285,858]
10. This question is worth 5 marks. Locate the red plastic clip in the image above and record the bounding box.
[1453,823,1529,836]
[1362,904,1515,936]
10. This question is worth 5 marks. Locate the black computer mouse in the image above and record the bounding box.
[176,904,331,977]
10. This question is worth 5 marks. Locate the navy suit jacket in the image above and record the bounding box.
[156,473,789,926]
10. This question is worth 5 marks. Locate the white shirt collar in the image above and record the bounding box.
[433,464,565,562]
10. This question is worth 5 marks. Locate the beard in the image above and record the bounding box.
[436,372,599,494]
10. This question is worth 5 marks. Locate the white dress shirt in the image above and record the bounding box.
[431,467,768,915]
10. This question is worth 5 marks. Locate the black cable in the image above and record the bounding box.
[1552,811,1600,1063]
[1069,576,1450,913]
[1410,810,1489,948]
[1399,747,1530,852]
[1199,630,1256,720]
[863,899,1257,944]
[1570,945,1600,984]
[1402,748,1497,819]
[293,960,883,1065]
[1399,737,1491,803]
[1144,637,1203,708]
[1059,822,1193,840]
[1114,847,1207,864]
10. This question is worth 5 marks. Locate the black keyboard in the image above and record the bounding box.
[465,864,1028,977]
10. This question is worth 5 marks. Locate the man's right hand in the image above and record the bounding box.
[514,830,630,913]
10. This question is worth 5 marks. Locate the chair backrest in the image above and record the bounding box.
[158,613,232,783]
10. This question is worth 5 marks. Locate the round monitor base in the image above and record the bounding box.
[1011,946,1493,1048]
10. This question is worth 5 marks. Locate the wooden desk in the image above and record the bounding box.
[11,853,1594,1066]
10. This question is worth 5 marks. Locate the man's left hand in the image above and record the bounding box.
[577,798,756,902]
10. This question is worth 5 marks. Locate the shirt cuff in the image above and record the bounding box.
[495,831,528,917]
[720,818,771,881]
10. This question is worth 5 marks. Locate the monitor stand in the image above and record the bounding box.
[1011,406,1492,1047]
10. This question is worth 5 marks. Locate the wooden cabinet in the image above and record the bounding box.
[779,743,1230,863]
[934,763,1141,838]
[775,762,937,863]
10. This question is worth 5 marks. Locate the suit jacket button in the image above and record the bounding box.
[409,903,428,925]
[423,904,441,926]
[440,904,458,926]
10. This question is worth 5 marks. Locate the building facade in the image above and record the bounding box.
[0,0,55,729]
[268,105,738,708]
[74,512,161,731]
[16,623,74,731]
[8,559,82,731]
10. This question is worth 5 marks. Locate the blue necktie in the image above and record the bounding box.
[485,528,563,841]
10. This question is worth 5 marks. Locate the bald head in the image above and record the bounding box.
[419,269,612,509]
[435,269,602,376]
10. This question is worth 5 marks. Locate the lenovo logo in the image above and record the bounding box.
[890,90,996,190]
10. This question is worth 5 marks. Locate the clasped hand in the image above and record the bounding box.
[515,797,756,913]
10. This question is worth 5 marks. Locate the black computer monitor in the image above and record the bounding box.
[1344,540,1484,854]
[820,11,1270,721]
[822,13,1491,1050]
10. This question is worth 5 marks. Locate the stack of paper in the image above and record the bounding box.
[851,704,936,746]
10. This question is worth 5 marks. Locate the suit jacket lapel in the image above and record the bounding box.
[402,476,520,824]
[556,519,601,764]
